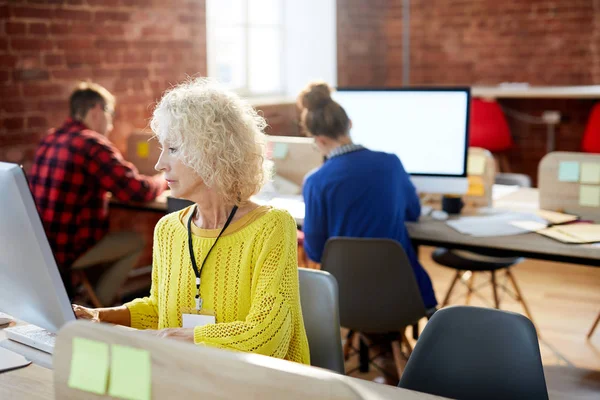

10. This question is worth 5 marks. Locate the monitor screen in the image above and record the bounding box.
[332,88,470,177]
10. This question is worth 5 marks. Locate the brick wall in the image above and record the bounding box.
[337,0,600,184]
[0,0,207,171]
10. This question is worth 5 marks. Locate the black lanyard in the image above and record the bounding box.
[187,204,238,309]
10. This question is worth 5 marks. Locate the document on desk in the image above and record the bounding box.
[0,347,31,373]
[446,212,548,237]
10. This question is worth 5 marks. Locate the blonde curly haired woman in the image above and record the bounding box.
[74,78,310,364]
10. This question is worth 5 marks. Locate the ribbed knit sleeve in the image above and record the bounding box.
[123,219,163,329]
[193,211,306,361]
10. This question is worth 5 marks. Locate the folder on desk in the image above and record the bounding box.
[536,224,600,244]
[536,209,579,225]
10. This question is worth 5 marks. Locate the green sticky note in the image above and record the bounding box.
[580,163,600,184]
[273,142,289,159]
[580,185,600,207]
[68,337,109,395]
[108,344,152,400]
[558,161,580,182]
[467,155,486,175]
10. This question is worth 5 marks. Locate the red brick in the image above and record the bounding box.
[44,54,64,67]
[87,0,120,6]
[0,85,20,98]
[37,99,68,112]
[3,117,25,131]
[1,101,27,113]
[0,70,10,83]
[13,69,50,81]
[27,116,47,129]
[10,6,53,19]
[0,39,7,51]
[94,11,131,23]
[11,38,53,52]
[51,68,92,80]
[95,39,129,50]
[29,23,48,35]
[23,83,63,97]
[6,22,26,35]
[119,68,150,79]
[56,38,94,50]
[54,9,92,21]
[0,55,18,68]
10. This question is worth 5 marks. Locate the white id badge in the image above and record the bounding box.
[182,313,216,328]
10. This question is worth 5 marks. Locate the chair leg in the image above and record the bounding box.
[587,311,600,339]
[343,330,355,361]
[76,270,103,308]
[359,336,369,373]
[465,272,475,305]
[506,269,536,324]
[442,270,461,306]
[391,339,407,379]
[402,331,413,358]
[491,270,500,309]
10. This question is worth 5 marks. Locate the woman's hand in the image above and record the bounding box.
[146,328,195,343]
[72,304,101,322]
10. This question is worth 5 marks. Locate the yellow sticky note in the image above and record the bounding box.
[137,142,150,159]
[467,175,485,196]
[108,344,152,400]
[273,143,288,159]
[580,163,600,184]
[467,155,486,175]
[580,185,600,207]
[68,337,109,395]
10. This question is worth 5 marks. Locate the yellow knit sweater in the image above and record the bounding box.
[124,205,310,364]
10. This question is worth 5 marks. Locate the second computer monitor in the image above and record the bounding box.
[332,87,470,194]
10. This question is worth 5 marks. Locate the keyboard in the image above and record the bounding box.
[4,325,56,354]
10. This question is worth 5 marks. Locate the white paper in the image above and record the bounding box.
[446,212,548,237]
[0,347,31,373]
[182,314,216,328]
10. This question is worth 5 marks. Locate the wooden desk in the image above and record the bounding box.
[409,188,600,267]
[0,364,53,399]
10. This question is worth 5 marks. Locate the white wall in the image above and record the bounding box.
[283,0,337,98]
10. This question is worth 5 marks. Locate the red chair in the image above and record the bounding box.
[582,103,600,153]
[469,98,514,172]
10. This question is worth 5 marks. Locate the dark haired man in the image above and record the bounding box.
[29,81,165,305]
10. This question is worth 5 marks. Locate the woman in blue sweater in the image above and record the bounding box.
[298,82,437,309]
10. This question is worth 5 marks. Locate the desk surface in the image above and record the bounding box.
[471,85,600,99]
[410,188,600,266]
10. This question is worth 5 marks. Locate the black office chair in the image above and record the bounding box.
[399,306,548,400]
[432,173,536,326]
[167,196,194,214]
[321,237,427,381]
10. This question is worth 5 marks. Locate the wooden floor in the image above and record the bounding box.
[345,246,600,398]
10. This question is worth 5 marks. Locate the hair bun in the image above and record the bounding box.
[299,82,332,111]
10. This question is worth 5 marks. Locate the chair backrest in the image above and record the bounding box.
[321,238,426,333]
[167,197,194,214]
[298,268,345,374]
[399,306,548,400]
[494,172,531,188]
[582,103,600,153]
[469,98,513,152]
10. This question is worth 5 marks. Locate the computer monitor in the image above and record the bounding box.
[332,87,471,194]
[0,162,75,333]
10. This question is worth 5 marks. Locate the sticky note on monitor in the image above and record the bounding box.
[108,344,152,400]
[580,163,600,184]
[467,175,485,196]
[272,143,289,159]
[558,161,579,182]
[68,337,109,395]
[467,155,486,175]
[580,185,600,207]
[136,142,150,159]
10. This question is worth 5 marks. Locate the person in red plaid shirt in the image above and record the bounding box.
[29,82,166,305]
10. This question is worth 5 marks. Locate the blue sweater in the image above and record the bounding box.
[302,148,437,308]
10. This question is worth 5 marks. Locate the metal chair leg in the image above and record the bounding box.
[587,311,600,339]
[491,270,500,309]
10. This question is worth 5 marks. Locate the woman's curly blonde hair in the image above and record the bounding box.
[151,78,271,205]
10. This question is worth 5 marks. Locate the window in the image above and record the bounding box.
[207,0,285,96]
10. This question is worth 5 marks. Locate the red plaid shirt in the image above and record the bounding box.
[29,118,165,272]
